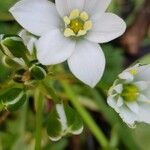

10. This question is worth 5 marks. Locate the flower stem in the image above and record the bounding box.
[61,81,109,148]
[22,53,30,67]
[42,81,61,104]
[35,87,43,150]
[19,100,28,134]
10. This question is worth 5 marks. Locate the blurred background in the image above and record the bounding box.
[0,0,150,150]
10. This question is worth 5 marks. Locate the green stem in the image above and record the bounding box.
[19,100,28,134]
[61,81,109,148]
[42,81,61,104]
[35,88,43,150]
[22,54,30,67]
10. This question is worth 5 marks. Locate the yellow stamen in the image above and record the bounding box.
[121,84,139,102]
[84,21,93,31]
[80,11,89,21]
[63,9,93,37]
[64,28,75,37]
[63,16,70,25]
[69,9,80,19]
[69,19,84,34]
[77,30,87,36]
[130,69,137,75]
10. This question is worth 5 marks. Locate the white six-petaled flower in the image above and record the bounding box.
[10,0,126,87]
[107,64,150,127]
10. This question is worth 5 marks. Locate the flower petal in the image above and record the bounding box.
[119,105,137,128]
[36,30,76,65]
[68,40,105,87]
[143,85,150,100]
[134,81,148,91]
[137,94,149,103]
[55,0,85,17]
[138,103,150,124]
[108,97,138,127]
[136,64,150,81]
[117,97,124,107]
[113,84,123,94]
[107,96,118,111]
[10,0,60,36]
[126,102,139,114]
[19,29,37,53]
[119,72,134,82]
[86,13,126,43]
[84,0,111,20]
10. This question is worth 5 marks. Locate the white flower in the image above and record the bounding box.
[19,29,37,54]
[9,0,126,87]
[107,64,150,127]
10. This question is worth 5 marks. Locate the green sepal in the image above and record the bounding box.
[0,34,28,58]
[2,56,21,68]
[0,88,27,111]
[29,61,47,80]
[47,103,83,141]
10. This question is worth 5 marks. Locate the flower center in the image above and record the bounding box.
[63,9,93,37]
[69,19,84,34]
[121,84,139,102]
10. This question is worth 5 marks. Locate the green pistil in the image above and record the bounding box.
[69,19,84,34]
[121,84,139,102]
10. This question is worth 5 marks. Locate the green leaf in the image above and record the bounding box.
[64,104,83,135]
[47,103,83,141]
[47,106,62,141]
[0,88,27,111]
[0,62,10,83]
[29,61,47,80]
[0,35,28,58]
[2,56,21,68]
